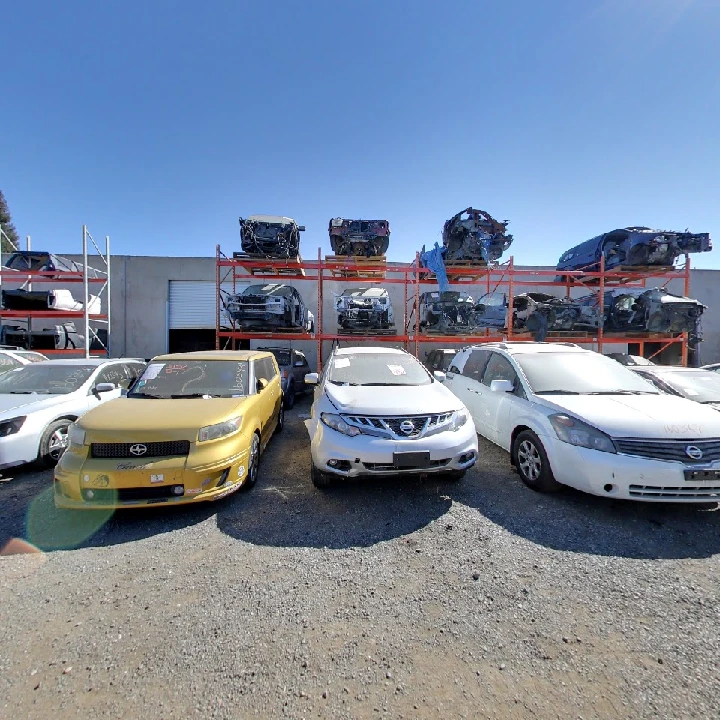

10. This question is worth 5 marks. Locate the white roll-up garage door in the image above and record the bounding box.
[168,281,248,329]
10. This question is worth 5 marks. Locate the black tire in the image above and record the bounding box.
[311,462,332,488]
[240,433,261,492]
[275,400,285,435]
[512,430,562,493]
[284,382,296,409]
[38,419,72,468]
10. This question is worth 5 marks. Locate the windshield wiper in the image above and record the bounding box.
[535,390,581,395]
[585,390,658,395]
[7,390,37,394]
[359,382,415,386]
[169,393,215,399]
[128,392,166,399]
[329,380,359,386]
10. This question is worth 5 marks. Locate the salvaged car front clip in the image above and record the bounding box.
[328,218,390,257]
[441,207,514,264]
[239,215,305,259]
[335,288,395,333]
[418,291,477,333]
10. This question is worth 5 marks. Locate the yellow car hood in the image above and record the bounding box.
[79,397,248,440]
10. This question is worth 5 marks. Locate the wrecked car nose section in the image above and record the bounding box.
[441,207,513,264]
[239,215,304,259]
[328,219,390,257]
[419,291,477,333]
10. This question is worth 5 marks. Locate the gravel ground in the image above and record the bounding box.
[1,395,719,719]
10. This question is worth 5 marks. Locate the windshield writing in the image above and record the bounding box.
[130,360,249,398]
[0,364,95,394]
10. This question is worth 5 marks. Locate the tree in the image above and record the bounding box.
[0,190,20,253]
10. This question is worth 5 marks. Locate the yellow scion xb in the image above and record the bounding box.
[53,351,284,509]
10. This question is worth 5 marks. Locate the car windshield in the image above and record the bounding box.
[0,354,24,374]
[514,352,661,395]
[656,371,720,403]
[328,353,431,386]
[0,364,96,394]
[439,353,456,370]
[268,350,291,366]
[129,360,249,398]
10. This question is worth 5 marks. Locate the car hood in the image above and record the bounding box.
[536,394,720,438]
[325,383,462,416]
[0,392,78,417]
[78,397,249,442]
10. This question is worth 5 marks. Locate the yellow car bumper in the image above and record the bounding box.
[53,449,251,511]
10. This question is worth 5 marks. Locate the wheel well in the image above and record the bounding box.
[509,425,532,466]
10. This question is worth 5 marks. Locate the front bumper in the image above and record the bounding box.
[0,427,43,470]
[310,419,478,478]
[53,446,251,510]
[547,440,720,502]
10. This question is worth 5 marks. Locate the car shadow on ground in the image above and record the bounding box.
[453,437,720,561]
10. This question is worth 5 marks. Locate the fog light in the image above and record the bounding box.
[172,485,184,496]
[86,490,95,499]
[328,459,339,467]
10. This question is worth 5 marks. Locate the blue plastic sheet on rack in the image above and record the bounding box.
[420,243,449,293]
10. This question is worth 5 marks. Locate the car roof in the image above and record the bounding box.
[466,342,587,355]
[633,365,709,374]
[151,350,270,362]
[335,346,406,356]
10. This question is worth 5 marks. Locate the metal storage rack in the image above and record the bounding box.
[0,225,111,357]
[216,246,692,369]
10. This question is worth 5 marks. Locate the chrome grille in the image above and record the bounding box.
[344,413,454,439]
[90,441,190,459]
[615,438,720,463]
[629,484,720,499]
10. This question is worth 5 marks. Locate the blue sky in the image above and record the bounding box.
[3,0,720,267]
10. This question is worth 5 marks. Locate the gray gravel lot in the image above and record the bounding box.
[1,396,719,719]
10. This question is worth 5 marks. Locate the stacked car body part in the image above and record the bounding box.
[328,218,390,257]
[223,283,314,332]
[239,215,305,259]
[336,287,394,333]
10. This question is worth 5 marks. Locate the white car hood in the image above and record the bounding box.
[537,394,720,439]
[0,392,78,418]
[325,383,462,416]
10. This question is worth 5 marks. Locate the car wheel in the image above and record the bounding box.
[240,433,261,492]
[512,430,562,493]
[284,382,296,409]
[311,462,332,489]
[275,400,285,434]
[38,419,72,468]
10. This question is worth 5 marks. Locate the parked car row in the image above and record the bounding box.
[43,342,720,512]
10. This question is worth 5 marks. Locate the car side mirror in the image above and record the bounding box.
[304,372,319,385]
[433,371,446,383]
[490,379,514,393]
[94,382,116,394]
[256,377,269,393]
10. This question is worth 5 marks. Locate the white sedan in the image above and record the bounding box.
[304,346,478,487]
[444,342,720,502]
[0,358,146,470]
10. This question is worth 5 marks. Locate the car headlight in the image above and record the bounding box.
[68,423,86,447]
[0,416,26,437]
[198,416,242,442]
[320,413,361,437]
[549,414,616,453]
[450,409,468,431]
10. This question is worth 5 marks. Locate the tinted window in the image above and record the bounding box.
[653,370,720,403]
[269,349,291,366]
[482,354,517,387]
[95,365,126,387]
[462,349,491,381]
[255,357,278,383]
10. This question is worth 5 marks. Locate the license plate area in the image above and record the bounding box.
[684,468,720,482]
[393,451,431,469]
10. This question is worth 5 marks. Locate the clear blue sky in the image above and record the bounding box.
[3,0,720,267]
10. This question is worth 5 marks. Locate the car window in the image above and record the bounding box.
[254,357,277,385]
[0,353,24,373]
[120,362,145,389]
[462,349,491,381]
[94,365,126,387]
[482,353,526,398]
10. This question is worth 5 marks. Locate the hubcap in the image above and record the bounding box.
[49,427,69,460]
[518,440,542,482]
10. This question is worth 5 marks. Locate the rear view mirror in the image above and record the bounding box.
[304,372,319,385]
[490,379,514,393]
[94,383,116,394]
[256,377,269,393]
[433,371,446,383]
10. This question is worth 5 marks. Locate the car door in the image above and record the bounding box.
[253,357,281,442]
[445,348,491,434]
[476,352,528,448]
[292,351,309,388]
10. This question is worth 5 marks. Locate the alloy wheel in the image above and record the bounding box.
[517,439,542,482]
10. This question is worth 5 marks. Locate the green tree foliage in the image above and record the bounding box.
[0,190,20,253]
